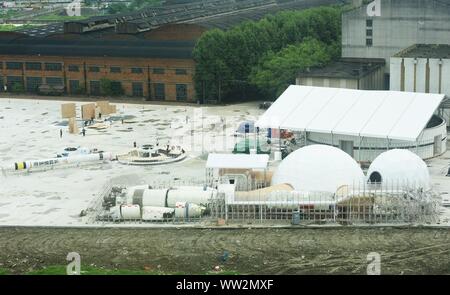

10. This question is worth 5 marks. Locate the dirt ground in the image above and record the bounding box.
[0,227,449,275]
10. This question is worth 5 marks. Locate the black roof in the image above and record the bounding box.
[0,38,195,59]
[394,44,450,59]
[297,58,385,79]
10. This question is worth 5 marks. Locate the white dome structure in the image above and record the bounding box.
[367,149,431,190]
[271,145,365,193]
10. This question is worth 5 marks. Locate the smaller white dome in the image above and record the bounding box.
[271,145,365,193]
[367,149,431,190]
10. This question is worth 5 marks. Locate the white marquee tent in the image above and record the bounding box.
[256,85,446,142]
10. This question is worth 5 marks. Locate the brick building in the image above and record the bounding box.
[0,33,197,101]
[0,0,339,102]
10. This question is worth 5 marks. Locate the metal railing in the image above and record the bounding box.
[209,189,440,225]
[87,179,442,226]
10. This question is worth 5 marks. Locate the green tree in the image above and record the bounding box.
[107,3,129,14]
[250,38,341,99]
[106,0,162,14]
[100,78,123,96]
[193,29,233,102]
[11,82,25,93]
[193,6,343,102]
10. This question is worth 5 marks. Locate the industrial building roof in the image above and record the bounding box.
[187,0,337,30]
[0,38,195,59]
[19,23,64,38]
[206,154,269,169]
[394,44,450,59]
[256,85,446,141]
[297,58,385,79]
[18,0,338,37]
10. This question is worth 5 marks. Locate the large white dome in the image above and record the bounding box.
[367,149,431,190]
[271,145,365,193]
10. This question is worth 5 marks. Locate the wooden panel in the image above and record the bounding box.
[81,103,95,120]
[68,117,79,134]
[61,103,76,119]
[108,104,117,114]
[96,100,110,115]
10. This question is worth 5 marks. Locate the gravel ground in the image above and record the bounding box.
[0,227,449,275]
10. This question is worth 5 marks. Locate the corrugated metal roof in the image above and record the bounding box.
[394,44,450,59]
[297,58,385,79]
[18,0,341,37]
[190,0,338,29]
[0,38,195,59]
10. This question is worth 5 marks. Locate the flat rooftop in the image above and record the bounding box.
[394,44,450,59]
[297,58,385,79]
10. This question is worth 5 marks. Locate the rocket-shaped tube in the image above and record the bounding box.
[14,152,113,171]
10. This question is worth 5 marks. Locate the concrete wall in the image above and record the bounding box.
[307,117,447,163]
[296,77,358,89]
[391,56,450,125]
[359,66,385,90]
[296,67,385,90]
[342,0,450,73]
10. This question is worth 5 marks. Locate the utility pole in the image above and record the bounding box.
[202,80,206,103]
[218,80,221,104]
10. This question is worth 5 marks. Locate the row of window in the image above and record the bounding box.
[75,66,188,75]
[76,81,187,100]
[0,62,63,71]
[150,83,188,101]
[0,62,190,75]
[2,63,186,75]
[0,76,188,100]
[1,76,64,91]
[366,19,373,47]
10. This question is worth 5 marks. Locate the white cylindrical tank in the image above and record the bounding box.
[126,186,216,208]
[125,185,152,204]
[120,204,141,219]
[271,145,365,193]
[166,187,215,207]
[174,202,205,218]
[266,191,335,210]
[367,149,431,190]
[142,189,169,207]
[109,205,122,220]
[142,206,174,221]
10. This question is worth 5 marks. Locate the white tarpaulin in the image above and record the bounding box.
[206,154,269,169]
[256,85,446,141]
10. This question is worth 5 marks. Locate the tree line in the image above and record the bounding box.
[193,6,343,102]
[106,0,162,14]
